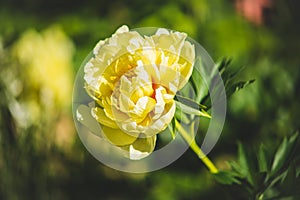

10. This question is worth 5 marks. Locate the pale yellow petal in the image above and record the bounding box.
[129,135,157,160]
[181,40,195,65]
[76,105,102,137]
[153,30,187,56]
[91,107,119,129]
[149,101,176,134]
[129,96,156,123]
[158,66,180,93]
[102,126,137,146]
[115,25,129,34]
[119,93,135,112]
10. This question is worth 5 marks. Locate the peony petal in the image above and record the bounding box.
[181,40,195,65]
[150,101,176,133]
[92,25,130,55]
[76,105,102,137]
[158,66,180,93]
[119,93,135,112]
[115,25,129,34]
[128,135,157,160]
[129,96,156,123]
[155,28,169,36]
[91,107,119,129]
[153,30,187,56]
[101,125,137,146]
[152,87,167,119]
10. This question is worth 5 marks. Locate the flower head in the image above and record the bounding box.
[79,25,195,160]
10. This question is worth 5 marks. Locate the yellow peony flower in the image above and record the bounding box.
[80,25,195,160]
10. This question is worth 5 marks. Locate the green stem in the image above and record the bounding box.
[175,119,219,174]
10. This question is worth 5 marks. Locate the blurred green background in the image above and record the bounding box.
[0,0,299,199]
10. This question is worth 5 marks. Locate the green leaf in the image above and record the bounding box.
[192,58,255,109]
[175,94,207,110]
[213,59,229,75]
[270,132,299,177]
[269,164,300,199]
[219,59,246,83]
[227,160,243,175]
[258,144,269,172]
[237,142,254,185]
[190,58,209,102]
[280,165,296,185]
[215,58,255,100]
[213,170,241,185]
[193,57,223,106]
[218,132,299,199]
[270,137,288,176]
[174,108,190,124]
[237,142,248,174]
[175,100,211,118]
[225,79,255,99]
[167,118,176,139]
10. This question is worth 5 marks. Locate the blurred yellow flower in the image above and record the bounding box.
[11,25,75,151]
[13,25,74,109]
[81,25,195,160]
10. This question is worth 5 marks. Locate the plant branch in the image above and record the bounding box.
[175,119,219,174]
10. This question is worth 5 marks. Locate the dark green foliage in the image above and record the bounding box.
[192,57,255,109]
[214,131,300,200]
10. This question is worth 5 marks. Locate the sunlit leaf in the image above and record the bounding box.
[174,108,190,124]
[167,118,176,139]
[175,94,207,110]
[175,100,211,118]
